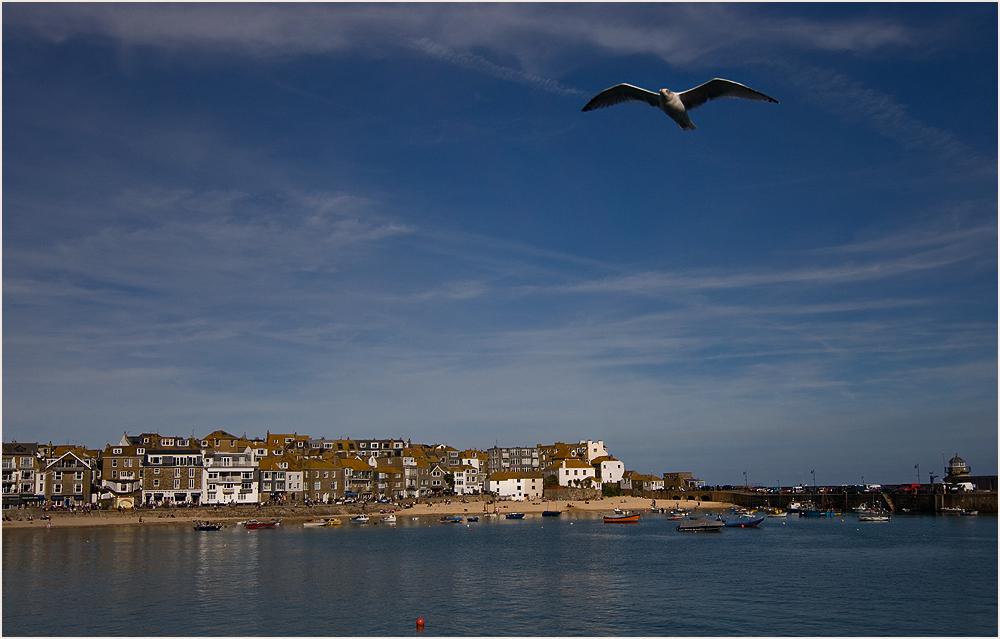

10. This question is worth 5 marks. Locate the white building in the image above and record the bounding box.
[488,472,543,501]
[544,459,597,488]
[578,440,608,463]
[203,445,259,505]
[592,456,625,485]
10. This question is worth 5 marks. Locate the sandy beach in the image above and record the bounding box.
[2,495,733,530]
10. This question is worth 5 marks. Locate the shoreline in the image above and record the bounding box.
[2,496,733,529]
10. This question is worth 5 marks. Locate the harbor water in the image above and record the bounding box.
[3,511,996,636]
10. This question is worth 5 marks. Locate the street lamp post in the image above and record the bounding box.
[915,463,920,485]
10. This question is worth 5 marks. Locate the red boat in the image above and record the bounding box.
[244,519,280,529]
[603,513,641,524]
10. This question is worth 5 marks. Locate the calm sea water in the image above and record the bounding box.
[3,511,996,636]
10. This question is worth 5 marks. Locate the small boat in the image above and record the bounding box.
[724,515,765,528]
[466,516,479,522]
[350,515,370,523]
[959,509,978,516]
[541,510,562,517]
[676,516,724,532]
[505,513,525,519]
[787,501,805,512]
[439,516,463,524]
[245,519,280,529]
[328,518,342,526]
[858,513,891,522]
[603,513,641,523]
[940,507,962,515]
[302,518,331,528]
[193,522,222,531]
[382,515,396,524]
[766,509,786,518]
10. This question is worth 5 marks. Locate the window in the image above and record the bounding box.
[111,459,118,467]
[112,470,118,479]
[174,468,180,478]
[75,471,83,480]
[153,480,159,488]
[189,468,195,478]
[153,468,160,475]
[173,480,180,490]
[20,457,33,468]
[75,484,83,493]
[54,484,62,494]
[136,449,144,455]
[55,472,63,480]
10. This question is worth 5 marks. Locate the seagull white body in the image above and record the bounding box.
[582,78,778,130]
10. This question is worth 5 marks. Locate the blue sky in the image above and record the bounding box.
[3,3,996,486]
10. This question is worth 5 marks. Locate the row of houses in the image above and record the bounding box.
[3,434,705,508]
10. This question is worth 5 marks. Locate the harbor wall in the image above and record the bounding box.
[628,489,997,514]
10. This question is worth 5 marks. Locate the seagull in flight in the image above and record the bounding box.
[582,78,778,130]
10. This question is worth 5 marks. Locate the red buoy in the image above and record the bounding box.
[416,618,425,632]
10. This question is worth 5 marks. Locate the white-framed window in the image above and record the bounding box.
[189,468,195,477]
[153,468,160,475]
[111,459,118,467]
[20,457,33,468]
[174,468,180,478]
[75,471,83,480]
[54,484,62,494]
[113,448,122,455]
[75,484,83,493]
[173,480,180,489]
[153,480,159,488]
[136,448,144,455]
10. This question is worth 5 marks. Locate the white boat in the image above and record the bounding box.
[382,514,396,524]
[351,515,370,523]
[302,518,331,528]
[858,513,891,522]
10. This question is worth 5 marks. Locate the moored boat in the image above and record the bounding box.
[439,516,463,523]
[382,514,396,524]
[676,516,724,532]
[350,515,370,523]
[245,519,280,529]
[724,515,765,528]
[193,521,223,531]
[858,513,891,522]
[603,513,641,523]
[466,516,479,522]
[302,518,331,528]
[541,510,562,517]
[505,513,525,519]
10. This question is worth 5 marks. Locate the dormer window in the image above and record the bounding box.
[360,443,367,448]
[113,448,122,455]
[136,448,144,455]
[201,441,209,447]
[163,439,174,447]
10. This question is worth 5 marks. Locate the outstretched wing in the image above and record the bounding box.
[582,84,660,111]
[678,78,778,111]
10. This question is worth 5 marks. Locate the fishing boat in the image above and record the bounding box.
[724,514,765,528]
[541,510,562,517]
[193,521,223,531]
[959,509,978,516]
[676,516,724,532]
[302,518,331,528]
[245,519,280,529]
[766,509,786,518]
[603,513,641,523]
[940,507,962,515]
[505,513,525,519]
[439,516,463,523]
[466,516,479,522]
[350,515,370,523]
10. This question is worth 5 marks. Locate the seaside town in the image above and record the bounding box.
[2,432,995,519]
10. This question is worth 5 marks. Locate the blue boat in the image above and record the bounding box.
[438,516,463,523]
[723,515,765,528]
[505,513,525,519]
[541,510,562,517]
